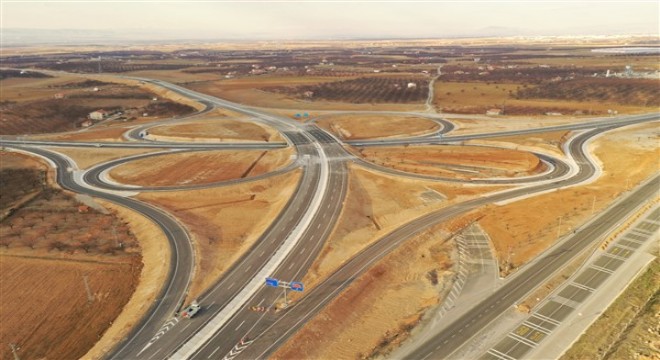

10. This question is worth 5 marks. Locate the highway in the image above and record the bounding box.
[3,69,658,360]
[231,124,658,359]
[406,174,660,360]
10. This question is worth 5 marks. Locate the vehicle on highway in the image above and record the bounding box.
[181,300,201,319]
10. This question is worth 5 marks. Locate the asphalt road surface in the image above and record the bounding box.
[3,70,657,360]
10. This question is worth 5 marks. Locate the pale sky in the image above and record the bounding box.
[2,1,659,40]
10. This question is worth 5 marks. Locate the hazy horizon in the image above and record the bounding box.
[2,1,659,45]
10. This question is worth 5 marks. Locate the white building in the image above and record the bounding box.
[89,109,108,120]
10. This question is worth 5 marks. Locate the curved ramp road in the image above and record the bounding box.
[4,145,195,360]
[229,123,658,360]
[2,69,657,360]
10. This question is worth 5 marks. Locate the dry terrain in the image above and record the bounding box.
[445,115,610,136]
[434,80,653,115]
[187,76,425,111]
[0,74,195,135]
[109,148,293,187]
[0,152,142,360]
[147,117,283,142]
[137,169,301,302]
[465,130,570,158]
[44,146,166,170]
[297,163,503,294]
[273,214,483,360]
[560,259,659,360]
[357,145,544,179]
[43,126,134,142]
[478,122,659,275]
[316,114,439,140]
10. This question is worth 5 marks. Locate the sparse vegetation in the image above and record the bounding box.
[270,76,430,103]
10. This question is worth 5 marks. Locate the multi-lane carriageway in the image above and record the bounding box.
[2,73,658,360]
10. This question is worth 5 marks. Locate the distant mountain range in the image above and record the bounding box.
[1,27,657,47]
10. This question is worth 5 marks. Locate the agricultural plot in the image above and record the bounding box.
[270,76,430,103]
[0,78,195,135]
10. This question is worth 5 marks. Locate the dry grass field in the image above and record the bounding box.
[273,223,456,360]
[109,148,293,187]
[433,81,652,115]
[316,114,439,140]
[148,118,283,142]
[478,122,659,275]
[45,146,165,170]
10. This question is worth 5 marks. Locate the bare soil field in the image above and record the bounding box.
[316,114,439,140]
[478,122,659,275]
[148,117,283,142]
[40,126,133,142]
[109,148,293,187]
[0,254,141,360]
[137,169,301,302]
[357,145,544,179]
[0,152,142,360]
[45,146,165,170]
[445,115,608,136]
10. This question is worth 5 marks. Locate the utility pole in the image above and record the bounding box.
[591,196,596,216]
[557,216,563,239]
[83,275,94,303]
[9,343,20,360]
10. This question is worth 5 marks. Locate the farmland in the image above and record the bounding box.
[269,76,430,104]
[0,76,195,135]
[0,152,142,360]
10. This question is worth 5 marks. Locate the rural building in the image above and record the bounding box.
[89,110,108,120]
[486,108,503,116]
[303,91,314,98]
[53,93,65,99]
[407,82,417,89]
[80,119,93,127]
[545,112,563,116]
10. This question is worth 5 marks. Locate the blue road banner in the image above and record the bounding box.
[265,277,279,287]
[290,281,304,292]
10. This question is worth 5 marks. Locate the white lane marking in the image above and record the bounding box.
[235,320,245,331]
[182,322,192,331]
[208,346,220,359]
[228,282,235,289]
[146,348,162,360]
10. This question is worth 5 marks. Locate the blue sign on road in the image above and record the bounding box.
[290,281,304,292]
[265,277,279,287]
[303,113,309,117]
